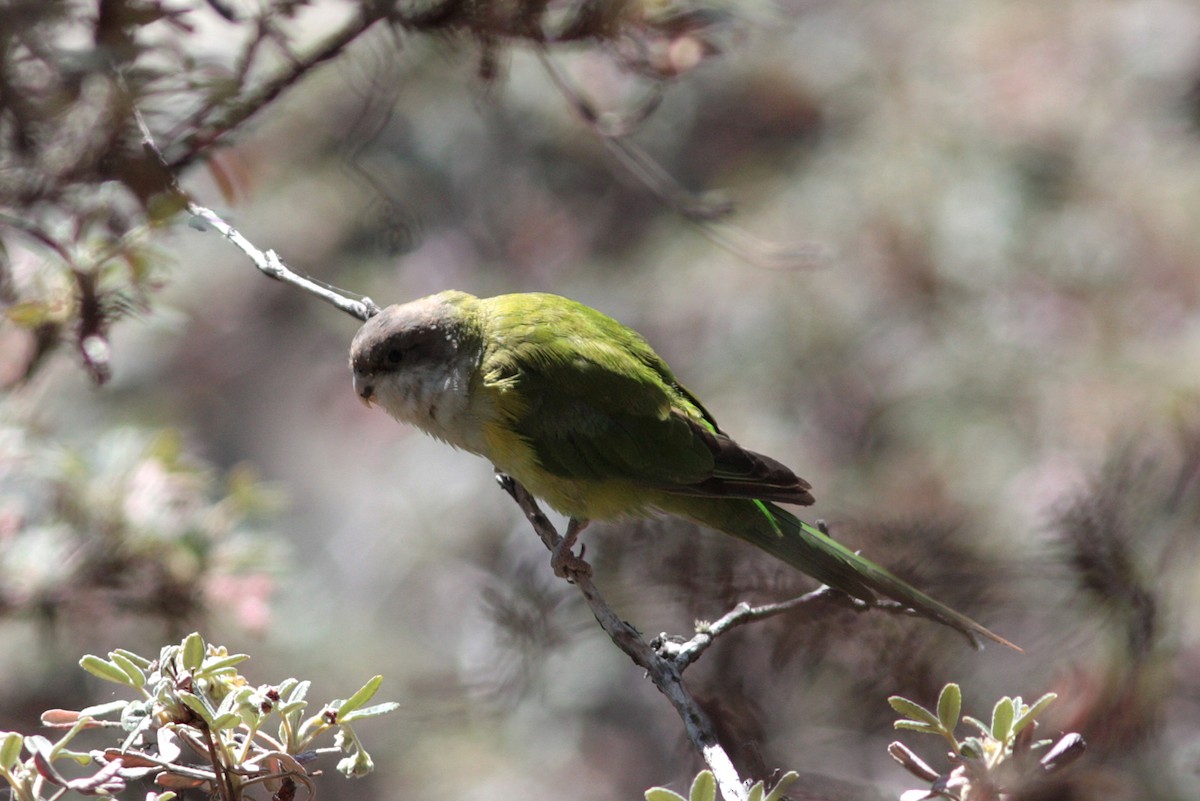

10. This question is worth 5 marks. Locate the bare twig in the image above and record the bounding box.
[655,589,835,670]
[183,206,380,321]
[496,474,749,801]
[167,3,395,173]
[131,107,379,322]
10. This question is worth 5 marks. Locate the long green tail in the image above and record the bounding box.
[657,496,1020,651]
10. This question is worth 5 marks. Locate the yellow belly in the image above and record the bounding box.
[478,416,652,521]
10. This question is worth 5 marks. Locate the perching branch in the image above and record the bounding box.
[496,474,750,801]
[493,473,946,800]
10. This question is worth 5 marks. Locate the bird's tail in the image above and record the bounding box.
[657,496,1021,651]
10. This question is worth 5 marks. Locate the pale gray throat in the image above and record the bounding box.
[375,344,485,453]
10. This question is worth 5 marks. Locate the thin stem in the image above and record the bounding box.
[167,3,394,172]
[659,588,833,669]
[199,723,236,801]
[131,104,379,322]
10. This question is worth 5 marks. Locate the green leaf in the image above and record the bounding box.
[78,700,130,720]
[80,655,136,686]
[120,699,152,732]
[894,720,941,734]
[991,697,1015,744]
[747,783,764,801]
[278,678,301,700]
[211,712,242,731]
[689,770,715,801]
[178,691,213,724]
[1012,693,1057,735]
[888,696,940,727]
[338,702,400,723]
[180,633,205,673]
[215,685,252,719]
[645,791,688,801]
[0,731,24,770]
[963,716,992,737]
[109,652,146,688]
[276,699,308,718]
[337,675,383,717]
[110,649,153,670]
[936,684,962,732]
[335,745,374,778]
[6,300,54,328]
[54,748,92,765]
[196,653,250,678]
[763,771,798,801]
[960,737,985,759]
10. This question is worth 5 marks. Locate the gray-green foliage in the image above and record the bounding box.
[0,422,281,627]
[645,769,798,801]
[888,683,1084,801]
[0,633,398,801]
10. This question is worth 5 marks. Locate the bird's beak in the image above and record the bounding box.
[353,374,375,408]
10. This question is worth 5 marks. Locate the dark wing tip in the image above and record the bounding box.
[675,413,817,504]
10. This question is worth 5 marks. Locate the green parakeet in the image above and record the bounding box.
[350,290,1017,650]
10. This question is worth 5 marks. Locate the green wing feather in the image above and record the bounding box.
[480,293,812,503]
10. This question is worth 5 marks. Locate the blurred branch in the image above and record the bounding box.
[134,109,380,322]
[167,2,395,172]
[497,473,750,801]
[536,49,832,270]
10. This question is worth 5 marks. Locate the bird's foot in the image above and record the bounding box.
[551,544,592,580]
[551,518,592,581]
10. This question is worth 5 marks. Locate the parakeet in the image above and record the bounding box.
[350,290,1017,650]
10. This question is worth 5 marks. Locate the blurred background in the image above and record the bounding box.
[3,1,1200,799]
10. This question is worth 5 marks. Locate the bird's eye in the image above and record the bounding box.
[385,348,403,365]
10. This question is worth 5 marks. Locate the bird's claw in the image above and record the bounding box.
[551,540,592,581]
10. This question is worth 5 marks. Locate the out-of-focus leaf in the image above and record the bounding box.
[889,696,941,728]
[645,789,688,801]
[1013,693,1057,735]
[80,655,135,687]
[0,731,23,770]
[180,632,205,673]
[336,675,383,717]
[991,697,1014,744]
[688,770,715,801]
[337,702,399,723]
[936,684,961,732]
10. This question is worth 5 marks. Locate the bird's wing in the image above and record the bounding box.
[481,295,813,505]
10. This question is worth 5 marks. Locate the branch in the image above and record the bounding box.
[183,206,380,322]
[654,540,946,670]
[654,589,834,670]
[495,475,749,801]
[132,107,379,322]
[167,3,395,173]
